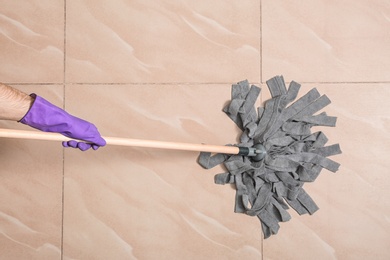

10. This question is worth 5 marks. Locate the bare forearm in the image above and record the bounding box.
[0,83,33,121]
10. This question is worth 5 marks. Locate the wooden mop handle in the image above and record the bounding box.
[0,128,240,155]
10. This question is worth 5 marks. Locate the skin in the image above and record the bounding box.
[0,83,33,121]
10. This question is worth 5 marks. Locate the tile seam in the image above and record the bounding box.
[61,0,67,259]
[4,81,390,86]
[260,0,264,257]
[260,0,263,86]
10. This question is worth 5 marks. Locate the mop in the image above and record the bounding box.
[0,75,340,238]
[199,75,341,238]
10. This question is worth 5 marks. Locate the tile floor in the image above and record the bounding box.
[0,0,389,259]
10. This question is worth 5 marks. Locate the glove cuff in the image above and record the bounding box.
[19,94,69,132]
[18,93,36,123]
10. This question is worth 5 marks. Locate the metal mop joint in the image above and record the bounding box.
[238,144,266,161]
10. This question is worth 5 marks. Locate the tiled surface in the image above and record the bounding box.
[262,0,390,83]
[0,1,389,259]
[0,85,63,259]
[65,0,261,83]
[0,1,64,83]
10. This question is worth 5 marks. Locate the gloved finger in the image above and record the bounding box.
[91,144,100,150]
[62,140,79,148]
[63,140,104,151]
[93,136,106,147]
[62,140,92,151]
[77,142,92,151]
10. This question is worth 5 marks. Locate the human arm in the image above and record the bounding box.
[0,83,106,151]
[0,83,33,121]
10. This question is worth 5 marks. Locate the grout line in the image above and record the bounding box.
[63,82,261,85]
[61,148,65,260]
[3,81,390,86]
[259,3,264,257]
[63,4,67,89]
[259,0,264,108]
[259,0,264,254]
[61,1,67,259]
[259,0,263,86]
[2,83,67,86]
[260,5,264,257]
[276,81,390,85]
[305,81,390,84]
[257,81,390,85]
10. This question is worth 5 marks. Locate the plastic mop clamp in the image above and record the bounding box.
[0,75,341,238]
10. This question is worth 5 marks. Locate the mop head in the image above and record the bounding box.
[199,75,341,238]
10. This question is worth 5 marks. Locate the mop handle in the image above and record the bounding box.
[0,128,246,155]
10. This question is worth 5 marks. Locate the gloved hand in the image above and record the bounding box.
[19,94,106,151]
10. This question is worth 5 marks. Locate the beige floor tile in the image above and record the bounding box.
[0,1,64,83]
[65,0,260,83]
[62,84,263,259]
[262,0,390,83]
[260,81,390,260]
[0,85,64,259]
[1,1,389,259]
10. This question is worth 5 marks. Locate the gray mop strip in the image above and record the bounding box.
[198,75,342,239]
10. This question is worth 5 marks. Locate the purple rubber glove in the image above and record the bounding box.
[19,94,106,151]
